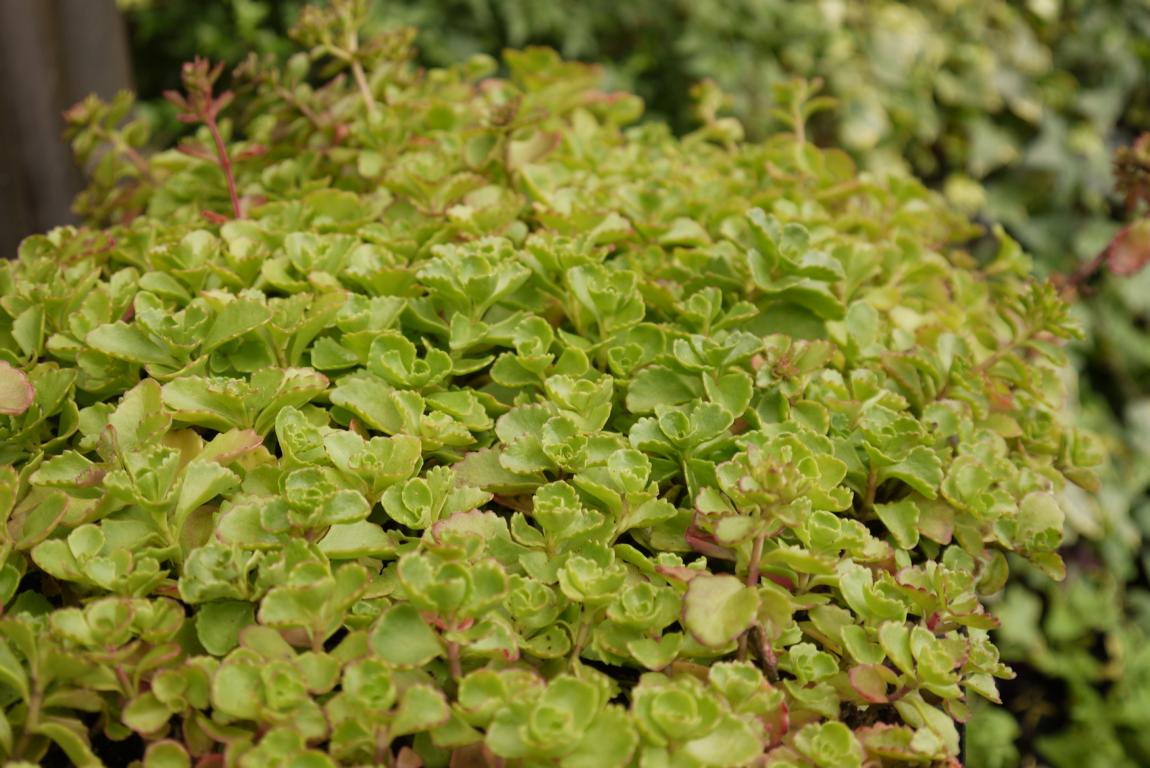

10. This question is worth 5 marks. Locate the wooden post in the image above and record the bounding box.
[0,0,133,258]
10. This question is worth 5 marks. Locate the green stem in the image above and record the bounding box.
[738,534,766,662]
[570,614,593,666]
[13,684,42,760]
[937,325,1037,400]
[375,726,393,766]
[350,58,379,118]
[863,469,877,512]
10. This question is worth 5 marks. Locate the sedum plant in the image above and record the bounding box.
[965,378,1150,768]
[964,137,1150,768]
[1,3,1101,765]
[120,0,1150,266]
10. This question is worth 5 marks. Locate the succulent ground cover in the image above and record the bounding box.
[964,142,1150,768]
[119,0,1150,267]
[0,3,1102,766]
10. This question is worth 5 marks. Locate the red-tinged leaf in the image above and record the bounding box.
[235,144,269,160]
[199,429,264,464]
[397,746,424,768]
[849,663,898,703]
[654,564,703,583]
[1107,220,1150,276]
[764,699,790,748]
[682,573,760,647]
[448,744,494,768]
[765,573,796,591]
[179,144,214,161]
[684,525,735,560]
[855,723,937,761]
[213,91,236,115]
[163,90,188,110]
[0,362,34,415]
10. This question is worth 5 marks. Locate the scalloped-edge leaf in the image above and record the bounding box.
[682,573,760,648]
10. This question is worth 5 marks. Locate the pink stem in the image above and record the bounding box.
[206,116,242,219]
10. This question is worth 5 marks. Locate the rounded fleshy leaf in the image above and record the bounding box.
[0,362,34,415]
[682,574,760,648]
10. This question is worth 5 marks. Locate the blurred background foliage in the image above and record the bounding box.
[114,1,1150,765]
[119,0,1150,266]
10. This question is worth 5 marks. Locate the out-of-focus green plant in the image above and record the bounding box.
[966,391,1150,768]
[117,0,305,140]
[0,2,1102,764]
[964,135,1150,768]
[119,0,1150,270]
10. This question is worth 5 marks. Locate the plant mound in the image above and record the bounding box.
[0,6,1100,767]
[121,0,1150,266]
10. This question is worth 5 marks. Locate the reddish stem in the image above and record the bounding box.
[747,533,765,587]
[756,628,779,681]
[205,116,242,219]
[446,640,463,680]
[888,684,913,703]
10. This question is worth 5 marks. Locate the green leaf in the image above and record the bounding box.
[36,720,102,768]
[87,322,179,367]
[875,499,920,549]
[201,297,271,354]
[11,305,44,358]
[848,664,896,703]
[837,562,907,624]
[161,378,247,431]
[626,634,683,671]
[124,691,173,734]
[565,706,639,768]
[370,604,442,666]
[144,741,192,768]
[30,452,104,492]
[627,367,702,413]
[783,642,840,684]
[196,600,255,656]
[390,685,451,737]
[879,622,915,676]
[318,520,397,558]
[683,714,762,767]
[1016,491,1063,551]
[107,379,171,452]
[175,461,241,523]
[682,574,761,648]
[793,721,865,768]
[454,448,543,494]
[840,626,885,665]
[877,446,943,499]
[0,637,30,702]
[619,498,678,533]
[211,662,264,719]
[330,375,421,435]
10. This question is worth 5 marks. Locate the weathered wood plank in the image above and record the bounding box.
[0,0,132,257]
